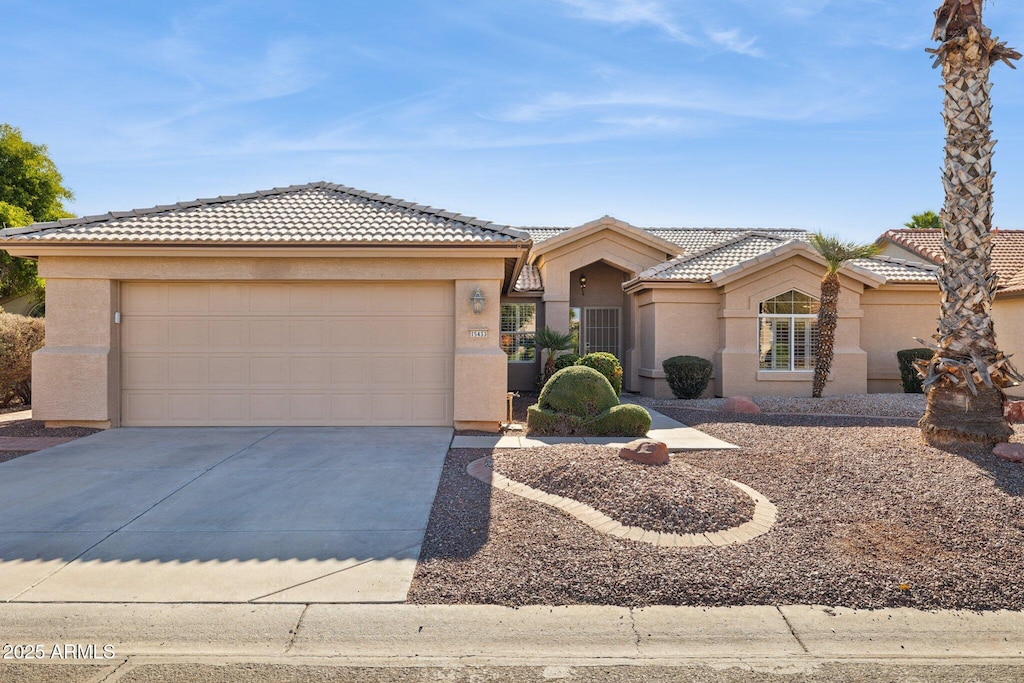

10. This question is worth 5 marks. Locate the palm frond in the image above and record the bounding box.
[807,232,882,274]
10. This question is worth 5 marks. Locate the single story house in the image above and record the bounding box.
[0,181,1021,430]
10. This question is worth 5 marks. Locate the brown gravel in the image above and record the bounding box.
[492,444,754,534]
[0,451,25,464]
[0,419,101,439]
[409,409,1024,609]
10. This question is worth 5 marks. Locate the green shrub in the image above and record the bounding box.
[553,353,580,373]
[576,352,623,394]
[897,348,934,394]
[526,404,583,435]
[585,404,652,437]
[0,313,45,407]
[537,366,618,418]
[662,355,714,399]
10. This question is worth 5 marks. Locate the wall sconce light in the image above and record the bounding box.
[470,286,486,315]
[579,274,587,295]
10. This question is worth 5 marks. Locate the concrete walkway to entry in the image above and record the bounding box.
[0,426,450,603]
[451,404,737,451]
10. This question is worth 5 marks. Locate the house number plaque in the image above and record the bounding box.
[469,329,488,338]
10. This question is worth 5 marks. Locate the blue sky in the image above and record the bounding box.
[4,1,1024,242]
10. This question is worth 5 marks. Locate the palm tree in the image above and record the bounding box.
[808,233,881,399]
[918,1,1023,448]
[904,211,942,230]
[535,326,577,382]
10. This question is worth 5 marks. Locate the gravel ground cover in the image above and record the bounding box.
[409,410,1024,608]
[637,393,926,418]
[492,444,753,534]
[0,419,100,439]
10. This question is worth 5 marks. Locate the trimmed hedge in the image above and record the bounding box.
[897,348,934,394]
[537,366,618,418]
[0,313,45,407]
[662,355,713,399]
[552,353,580,373]
[585,404,652,437]
[576,352,623,395]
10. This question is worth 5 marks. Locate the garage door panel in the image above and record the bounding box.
[121,282,454,426]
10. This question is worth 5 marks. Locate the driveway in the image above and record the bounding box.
[0,426,451,603]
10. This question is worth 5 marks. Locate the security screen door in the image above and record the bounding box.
[581,307,621,358]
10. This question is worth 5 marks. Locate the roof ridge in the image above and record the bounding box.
[0,181,531,242]
[860,254,940,271]
[633,231,790,281]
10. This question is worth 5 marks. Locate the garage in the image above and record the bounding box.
[120,281,455,426]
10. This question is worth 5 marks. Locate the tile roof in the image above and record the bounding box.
[880,228,1024,288]
[524,225,807,250]
[0,182,530,245]
[514,264,544,292]
[628,233,937,286]
[1004,269,1024,295]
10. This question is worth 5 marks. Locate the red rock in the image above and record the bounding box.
[1006,401,1024,424]
[618,439,670,466]
[722,396,761,414]
[993,443,1024,463]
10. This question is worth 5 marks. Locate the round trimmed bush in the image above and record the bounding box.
[585,404,652,437]
[897,348,934,394]
[552,353,580,373]
[576,352,623,395]
[537,365,618,418]
[662,355,713,400]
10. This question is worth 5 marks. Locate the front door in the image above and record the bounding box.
[580,307,621,358]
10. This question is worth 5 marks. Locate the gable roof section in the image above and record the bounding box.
[527,216,683,259]
[0,182,531,246]
[513,264,544,292]
[879,228,1024,288]
[625,233,929,290]
[525,225,808,250]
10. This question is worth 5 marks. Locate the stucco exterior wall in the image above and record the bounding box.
[860,285,939,393]
[996,296,1024,398]
[33,253,510,430]
[634,287,719,398]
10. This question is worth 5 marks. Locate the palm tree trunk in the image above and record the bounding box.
[812,273,839,398]
[920,2,1022,448]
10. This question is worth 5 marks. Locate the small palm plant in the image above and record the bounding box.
[808,233,881,398]
[535,326,577,383]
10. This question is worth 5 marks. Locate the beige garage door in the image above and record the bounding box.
[120,282,454,426]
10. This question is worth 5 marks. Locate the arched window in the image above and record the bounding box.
[758,290,820,371]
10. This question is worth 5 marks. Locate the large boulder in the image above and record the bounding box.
[722,396,761,414]
[619,439,669,466]
[993,442,1024,463]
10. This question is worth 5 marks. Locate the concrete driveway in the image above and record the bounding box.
[0,426,451,603]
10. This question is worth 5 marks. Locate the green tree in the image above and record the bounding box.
[807,233,881,399]
[0,124,74,300]
[904,210,942,230]
[535,326,577,383]
[919,1,1022,448]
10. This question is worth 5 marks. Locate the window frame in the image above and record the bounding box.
[757,290,820,373]
[500,302,537,364]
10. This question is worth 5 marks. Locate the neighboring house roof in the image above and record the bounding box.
[879,228,1024,288]
[513,264,544,292]
[625,233,935,288]
[1004,269,1024,295]
[0,182,531,245]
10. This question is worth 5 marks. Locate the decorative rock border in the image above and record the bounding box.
[467,457,777,548]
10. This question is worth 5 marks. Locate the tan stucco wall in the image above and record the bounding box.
[861,286,939,393]
[33,254,510,430]
[634,287,719,399]
[996,296,1024,398]
[536,227,672,392]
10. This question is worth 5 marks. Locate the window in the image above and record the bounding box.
[758,291,820,371]
[501,303,536,362]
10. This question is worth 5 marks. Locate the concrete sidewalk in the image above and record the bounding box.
[3,603,1024,681]
[452,404,737,451]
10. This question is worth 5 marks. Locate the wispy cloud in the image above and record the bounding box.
[556,0,764,57]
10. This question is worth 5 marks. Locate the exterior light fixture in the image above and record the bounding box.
[470,286,486,315]
[579,274,587,295]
